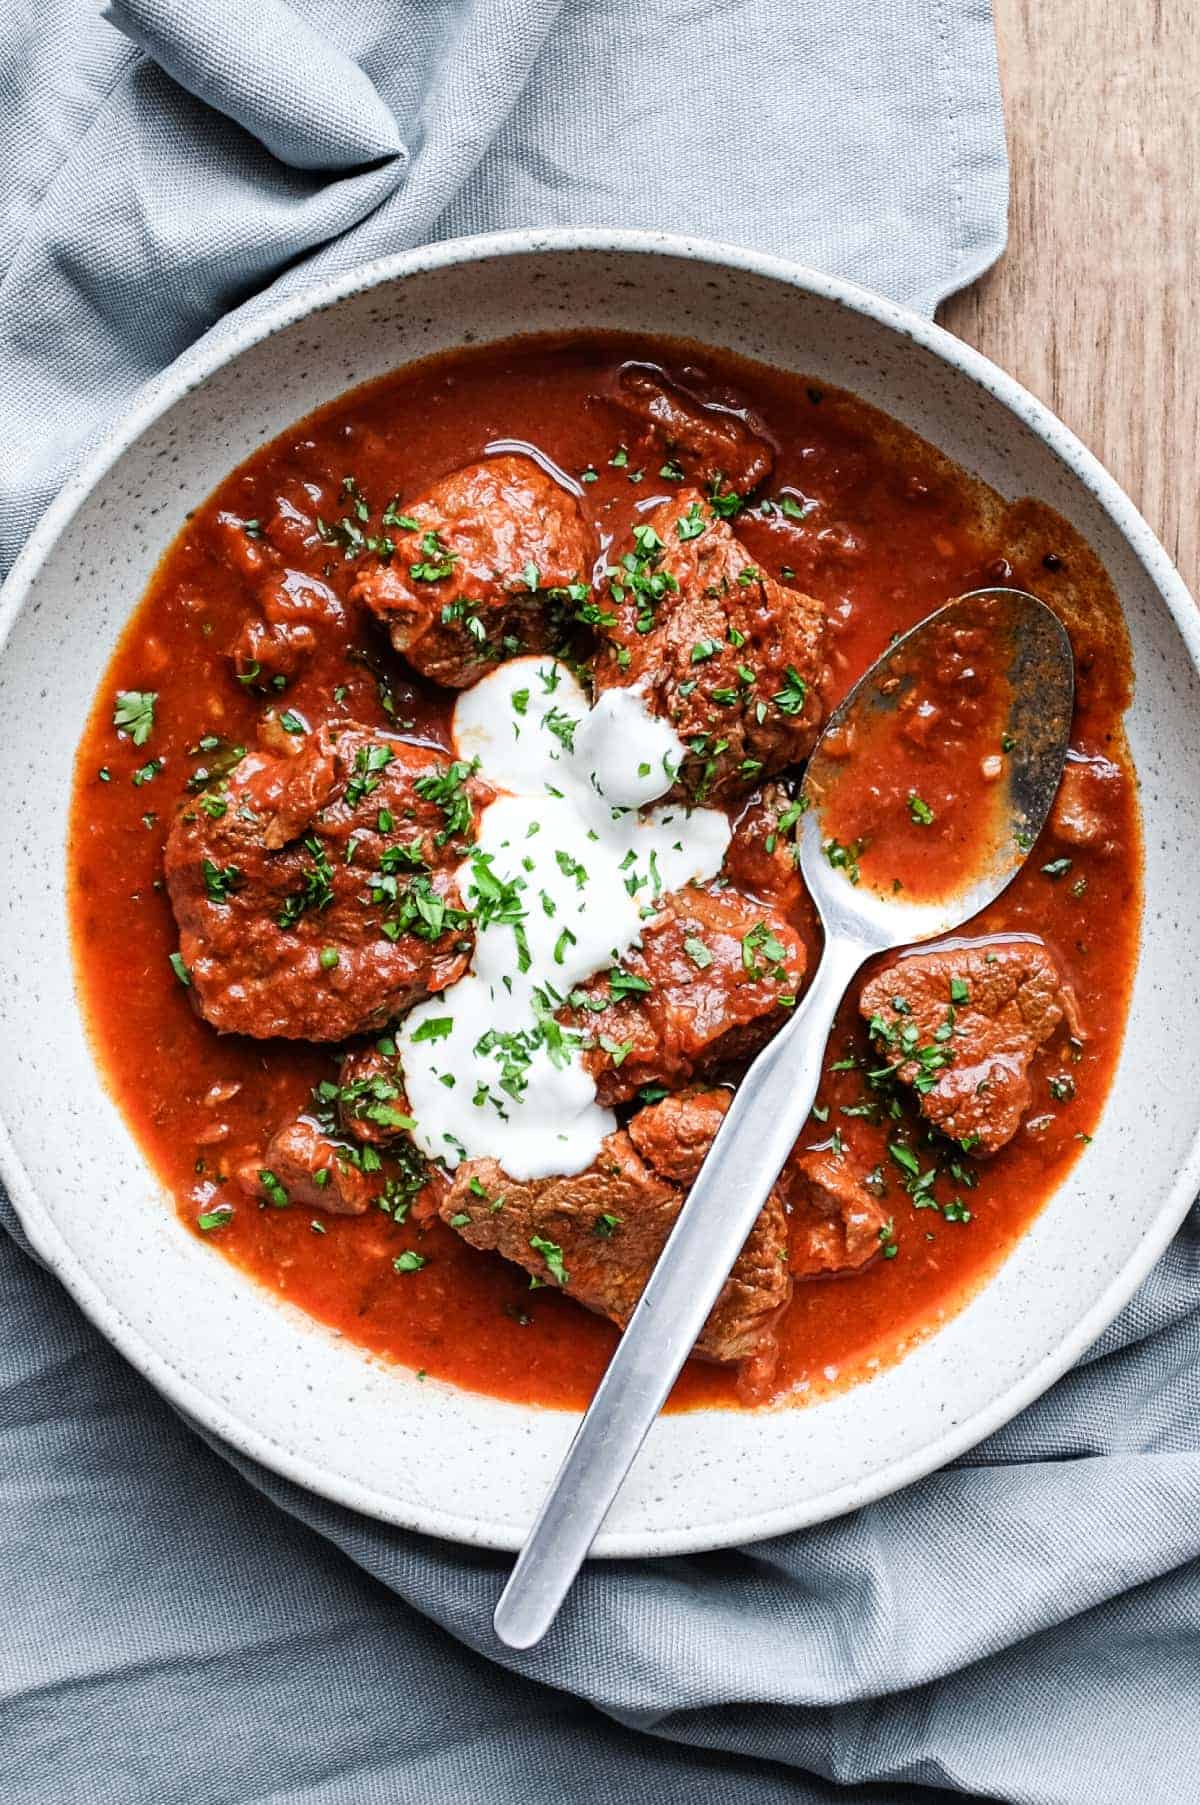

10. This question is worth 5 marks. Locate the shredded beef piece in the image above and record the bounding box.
[442,1087,789,1375]
[604,365,775,493]
[165,724,488,1040]
[782,1150,890,1276]
[235,1119,381,1217]
[725,783,810,914]
[594,489,824,800]
[859,942,1082,1155]
[350,455,593,687]
[561,882,805,1104]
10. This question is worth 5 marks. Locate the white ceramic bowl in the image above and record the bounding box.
[1,230,1198,1555]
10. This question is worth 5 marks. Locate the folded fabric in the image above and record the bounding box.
[4,5,1197,1804]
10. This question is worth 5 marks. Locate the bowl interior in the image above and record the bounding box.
[1,237,1197,1554]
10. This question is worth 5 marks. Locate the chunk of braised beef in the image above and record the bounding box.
[781,1149,890,1277]
[1048,756,1122,853]
[335,1044,413,1145]
[625,1085,732,1182]
[349,454,594,687]
[724,783,811,915]
[235,1119,382,1217]
[858,942,1082,1156]
[593,490,825,801]
[560,882,805,1105]
[604,365,774,494]
[165,725,488,1041]
[214,507,344,686]
[441,1095,789,1378]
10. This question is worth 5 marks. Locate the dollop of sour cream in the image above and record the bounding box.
[396,658,730,1181]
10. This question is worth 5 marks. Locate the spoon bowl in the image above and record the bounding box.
[800,588,1075,949]
[493,586,1075,1649]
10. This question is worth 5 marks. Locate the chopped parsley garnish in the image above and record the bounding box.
[409,530,457,583]
[277,835,335,928]
[196,1204,233,1232]
[908,793,935,826]
[684,936,713,969]
[608,967,651,999]
[113,690,157,746]
[393,1250,427,1273]
[779,495,812,520]
[1041,857,1073,879]
[594,1213,621,1238]
[708,483,743,519]
[377,874,470,946]
[345,743,393,809]
[772,667,808,716]
[412,1016,454,1043]
[606,521,679,636]
[529,1234,569,1285]
[259,1169,289,1210]
[381,497,421,531]
[168,951,191,987]
[186,739,246,791]
[554,848,588,889]
[201,859,243,904]
[542,707,579,753]
[741,920,789,978]
[413,758,477,844]
[823,836,865,885]
[888,1142,921,1178]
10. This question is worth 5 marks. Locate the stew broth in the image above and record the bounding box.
[68,333,1140,1410]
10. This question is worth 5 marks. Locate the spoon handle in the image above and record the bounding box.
[492,933,869,1650]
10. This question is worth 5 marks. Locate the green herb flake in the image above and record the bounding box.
[259,1169,289,1210]
[411,1016,454,1043]
[529,1234,569,1285]
[113,690,157,746]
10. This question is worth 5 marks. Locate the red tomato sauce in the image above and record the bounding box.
[68,333,1141,1410]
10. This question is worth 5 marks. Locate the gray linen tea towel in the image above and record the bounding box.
[3,4,1198,1803]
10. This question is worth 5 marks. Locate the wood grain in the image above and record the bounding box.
[939,0,1199,593]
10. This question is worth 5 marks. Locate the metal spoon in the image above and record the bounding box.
[493,588,1074,1650]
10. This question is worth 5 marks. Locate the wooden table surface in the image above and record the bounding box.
[939,0,1198,595]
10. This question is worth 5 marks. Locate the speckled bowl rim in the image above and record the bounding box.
[2,227,1198,1555]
